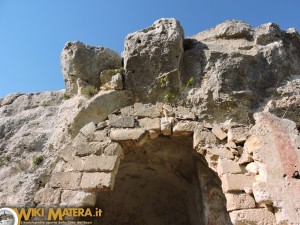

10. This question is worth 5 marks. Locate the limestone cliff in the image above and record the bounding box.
[1,18,300,225]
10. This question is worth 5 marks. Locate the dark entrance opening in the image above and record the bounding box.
[96,136,231,225]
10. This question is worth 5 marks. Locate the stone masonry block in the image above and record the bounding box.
[173,121,202,136]
[34,185,61,206]
[65,156,85,172]
[80,122,96,137]
[92,130,110,142]
[83,155,120,172]
[74,142,107,156]
[138,118,160,130]
[225,193,256,211]
[50,172,82,189]
[134,103,161,118]
[110,128,147,141]
[60,190,96,207]
[80,172,115,191]
[229,208,276,225]
[221,173,255,193]
[174,106,196,120]
[108,114,135,128]
[207,147,234,160]
[217,158,242,176]
[104,142,124,158]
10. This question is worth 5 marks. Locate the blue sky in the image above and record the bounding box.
[0,0,299,97]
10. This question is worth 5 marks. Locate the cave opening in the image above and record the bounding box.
[96,135,230,225]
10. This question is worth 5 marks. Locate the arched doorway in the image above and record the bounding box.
[96,135,231,225]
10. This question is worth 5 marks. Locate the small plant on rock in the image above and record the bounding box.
[63,93,71,100]
[105,67,125,76]
[81,85,98,97]
[115,67,125,74]
[159,76,169,88]
[42,102,51,107]
[163,92,176,103]
[186,77,194,88]
[32,155,44,166]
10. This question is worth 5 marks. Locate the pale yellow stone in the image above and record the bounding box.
[230,208,276,225]
[217,158,242,176]
[221,173,255,192]
[225,193,256,211]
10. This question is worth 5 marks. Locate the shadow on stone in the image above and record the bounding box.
[95,136,231,225]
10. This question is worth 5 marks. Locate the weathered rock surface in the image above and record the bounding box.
[183,20,300,124]
[249,112,300,223]
[263,75,300,127]
[70,90,130,136]
[0,90,82,206]
[1,18,300,225]
[61,41,122,96]
[123,18,184,102]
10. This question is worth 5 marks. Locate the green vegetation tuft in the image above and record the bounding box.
[186,77,194,87]
[32,155,44,166]
[114,67,125,74]
[163,92,176,103]
[159,76,169,88]
[105,67,125,76]
[81,85,98,97]
[42,103,51,107]
[63,93,71,100]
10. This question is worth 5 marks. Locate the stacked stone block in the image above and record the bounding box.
[34,104,300,224]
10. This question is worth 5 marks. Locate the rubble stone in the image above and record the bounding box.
[227,126,250,144]
[193,130,217,148]
[212,124,227,140]
[161,117,174,135]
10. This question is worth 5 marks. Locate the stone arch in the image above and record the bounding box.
[95,134,232,225]
[39,103,262,224]
[95,123,232,225]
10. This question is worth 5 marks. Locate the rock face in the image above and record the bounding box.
[182,20,300,124]
[123,18,184,102]
[249,112,300,223]
[61,41,122,96]
[263,75,300,127]
[1,18,300,225]
[0,90,82,206]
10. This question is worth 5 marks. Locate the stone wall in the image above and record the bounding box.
[33,103,300,224]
